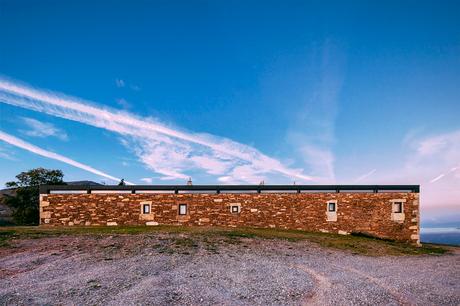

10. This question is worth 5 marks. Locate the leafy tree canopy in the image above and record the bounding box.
[6,168,64,188]
[4,168,66,225]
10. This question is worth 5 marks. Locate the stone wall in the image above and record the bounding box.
[39,192,420,244]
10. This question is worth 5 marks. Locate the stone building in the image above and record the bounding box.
[39,184,420,244]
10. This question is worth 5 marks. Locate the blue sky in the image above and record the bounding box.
[0,1,459,222]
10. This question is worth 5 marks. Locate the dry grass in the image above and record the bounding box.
[0,225,449,256]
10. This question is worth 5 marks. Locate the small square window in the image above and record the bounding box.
[393,202,402,213]
[179,204,187,215]
[142,204,150,214]
[231,205,240,214]
[328,202,336,212]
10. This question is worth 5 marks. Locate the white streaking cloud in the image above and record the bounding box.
[0,130,131,184]
[403,129,460,207]
[21,117,68,141]
[0,77,313,183]
[430,173,445,183]
[430,166,459,183]
[140,177,153,184]
[354,169,377,183]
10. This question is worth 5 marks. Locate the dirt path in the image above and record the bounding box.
[295,265,332,305]
[0,234,459,305]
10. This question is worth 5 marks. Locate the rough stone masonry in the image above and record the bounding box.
[39,185,420,244]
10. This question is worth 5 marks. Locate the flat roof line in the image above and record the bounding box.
[40,184,420,194]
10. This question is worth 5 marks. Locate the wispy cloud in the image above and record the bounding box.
[0,145,16,161]
[0,130,131,184]
[354,169,377,183]
[140,177,153,184]
[130,84,141,91]
[430,165,459,183]
[115,79,140,91]
[116,98,131,109]
[20,117,68,141]
[0,77,313,183]
[115,79,125,88]
[406,130,460,179]
[286,39,345,182]
[403,129,460,207]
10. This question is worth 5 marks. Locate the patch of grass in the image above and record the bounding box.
[0,230,15,247]
[350,231,394,242]
[221,230,256,239]
[173,237,197,248]
[0,225,452,256]
[206,227,450,256]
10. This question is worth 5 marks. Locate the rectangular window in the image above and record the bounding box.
[328,202,336,212]
[179,204,187,215]
[142,204,150,214]
[393,202,403,213]
[231,205,240,214]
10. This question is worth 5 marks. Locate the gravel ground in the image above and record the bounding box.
[0,233,459,305]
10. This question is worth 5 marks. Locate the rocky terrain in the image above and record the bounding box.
[0,228,459,305]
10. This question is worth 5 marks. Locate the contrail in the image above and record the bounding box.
[0,77,313,182]
[430,166,459,183]
[354,168,376,183]
[0,130,132,184]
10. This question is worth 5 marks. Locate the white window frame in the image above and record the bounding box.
[326,200,338,222]
[392,201,403,213]
[231,205,240,214]
[178,204,187,215]
[328,202,336,212]
[390,199,406,223]
[142,203,151,214]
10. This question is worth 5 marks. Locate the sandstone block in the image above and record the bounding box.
[326,212,337,222]
[391,212,405,222]
[107,221,118,226]
[146,221,159,226]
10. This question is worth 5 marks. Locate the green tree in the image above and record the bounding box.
[5,168,65,225]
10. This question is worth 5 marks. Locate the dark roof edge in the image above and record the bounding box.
[40,184,420,194]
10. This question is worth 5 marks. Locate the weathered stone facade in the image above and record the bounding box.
[39,190,420,244]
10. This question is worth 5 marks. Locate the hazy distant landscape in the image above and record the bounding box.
[421,227,460,246]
